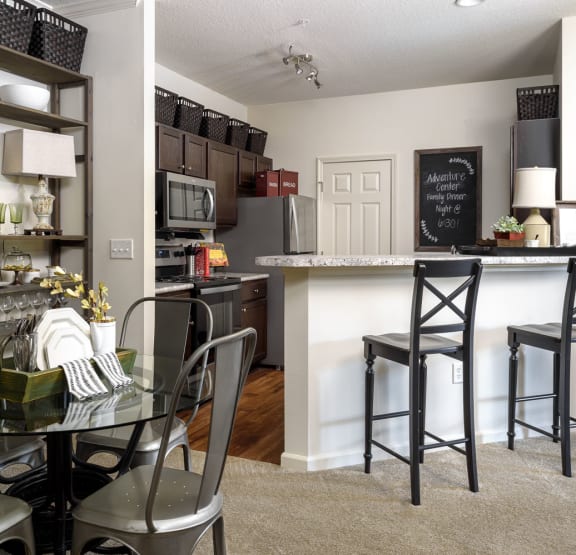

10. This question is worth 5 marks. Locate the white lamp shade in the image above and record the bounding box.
[512,167,556,209]
[2,129,76,178]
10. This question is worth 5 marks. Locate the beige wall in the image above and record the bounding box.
[248,75,552,254]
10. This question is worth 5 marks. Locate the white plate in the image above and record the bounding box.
[44,326,94,368]
[36,308,91,370]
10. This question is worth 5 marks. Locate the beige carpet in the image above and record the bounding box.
[187,437,576,555]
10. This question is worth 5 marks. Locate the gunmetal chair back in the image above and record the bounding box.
[72,327,257,555]
[74,296,213,473]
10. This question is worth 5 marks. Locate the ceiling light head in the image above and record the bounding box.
[306,71,316,81]
[314,78,322,89]
[282,56,291,65]
[302,54,313,63]
[454,0,485,6]
[295,63,303,75]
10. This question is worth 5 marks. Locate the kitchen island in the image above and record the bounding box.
[256,254,572,471]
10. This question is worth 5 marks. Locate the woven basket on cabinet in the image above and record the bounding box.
[516,85,559,120]
[155,86,178,126]
[0,0,36,53]
[225,118,250,149]
[174,96,204,134]
[199,108,229,143]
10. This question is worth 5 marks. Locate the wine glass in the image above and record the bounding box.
[9,203,23,235]
[0,203,6,234]
[31,292,46,317]
[0,295,15,322]
[15,293,30,319]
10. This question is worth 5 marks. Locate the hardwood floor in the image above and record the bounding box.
[185,366,284,465]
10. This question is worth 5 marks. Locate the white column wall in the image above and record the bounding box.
[561,17,576,200]
[77,0,155,351]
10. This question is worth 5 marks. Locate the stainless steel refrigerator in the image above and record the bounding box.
[216,194,317,367]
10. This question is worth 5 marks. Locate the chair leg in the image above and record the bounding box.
[418,355,427,464]
[364,355,375,474]
[409,357,421,505]
[558,354,572,477]
[507,341,519,451]
[213,515,227,555]
[552,353,560,442]
[462,353,478,493]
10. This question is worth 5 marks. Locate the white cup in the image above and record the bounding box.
[525,239,539,248]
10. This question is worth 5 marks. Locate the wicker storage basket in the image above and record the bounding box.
[246,126,267,155]
[174,96,204,134]
[28,8,87,72]
[0,0,36,53]
[199,108,229,143]
[517,85,559,120]
[155,86,178,126]
[225,118,250,149]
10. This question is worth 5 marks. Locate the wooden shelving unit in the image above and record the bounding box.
[0,45,93,284]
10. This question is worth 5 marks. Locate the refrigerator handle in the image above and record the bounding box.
[289,196,300,253]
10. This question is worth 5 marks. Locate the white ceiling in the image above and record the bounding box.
[47,0,576,106]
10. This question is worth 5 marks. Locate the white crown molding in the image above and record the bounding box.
[31,0,140,18]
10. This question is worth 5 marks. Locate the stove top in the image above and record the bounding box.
[156,274,241,288]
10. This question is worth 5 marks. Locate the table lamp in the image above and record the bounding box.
[2,129,76,231]
[512,167,557,247]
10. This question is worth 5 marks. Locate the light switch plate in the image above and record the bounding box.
[110,239,134,259]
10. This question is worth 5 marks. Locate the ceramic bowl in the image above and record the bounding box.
[0,84,50,110]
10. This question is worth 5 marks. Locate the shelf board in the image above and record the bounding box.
[0,235,87,242]
[0,45,89,85]
[0,101,87,129]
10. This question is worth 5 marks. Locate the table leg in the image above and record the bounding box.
[46,433,71,555]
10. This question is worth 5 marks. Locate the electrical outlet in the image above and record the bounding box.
[452,363,463,384]
[110,239,134,259]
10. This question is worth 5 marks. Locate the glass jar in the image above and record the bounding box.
[2,247,32,285]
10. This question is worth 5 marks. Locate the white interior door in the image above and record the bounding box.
[318,157,393,255]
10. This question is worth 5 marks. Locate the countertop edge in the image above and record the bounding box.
[155,272,269,294]
[255,254,572,268]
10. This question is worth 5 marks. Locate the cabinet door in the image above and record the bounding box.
[241,297,267,363]
[183,133,207,178]
[256,155,273,172]
[238,150,257,196]
[207,141,238,226]
[157,125,184,173]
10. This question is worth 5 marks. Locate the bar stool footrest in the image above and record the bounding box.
[372,410,409,421]
[371,440,410,465]
[424,431,468,455]
[516,392,556,403]
[515,418,557,440]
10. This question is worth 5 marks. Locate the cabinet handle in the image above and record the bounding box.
[180,164,185,169]
[253,288,259,294]
[241,307,247,313]
[187,166,192,171]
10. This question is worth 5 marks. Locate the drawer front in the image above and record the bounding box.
[240,279,267,302]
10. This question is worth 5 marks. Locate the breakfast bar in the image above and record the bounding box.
[256,254,572,472]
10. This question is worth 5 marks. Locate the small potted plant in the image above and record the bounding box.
[492,215,525,245]
[40,267,115,355]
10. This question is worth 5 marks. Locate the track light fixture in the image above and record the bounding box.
[282,45,322,89]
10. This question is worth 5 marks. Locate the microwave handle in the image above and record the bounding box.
[203,188,215,221]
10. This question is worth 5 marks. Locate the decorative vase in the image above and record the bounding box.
[90,320,116,356]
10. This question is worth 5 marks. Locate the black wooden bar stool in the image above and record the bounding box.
[363,258,483,505]
[507,257,576,476]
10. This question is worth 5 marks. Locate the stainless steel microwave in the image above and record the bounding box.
[156,171,216,230]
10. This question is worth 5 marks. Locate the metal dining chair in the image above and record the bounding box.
[72,326,257,555]
[0,435,46,484]
[508,257,576,476]
[0,494,36,554]
[362,258,483,505]
[74,296,213,473]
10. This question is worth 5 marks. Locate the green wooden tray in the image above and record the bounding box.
[0,348,137,403]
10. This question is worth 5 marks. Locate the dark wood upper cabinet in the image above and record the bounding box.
[207,140,238,226]
[156,124,207,178]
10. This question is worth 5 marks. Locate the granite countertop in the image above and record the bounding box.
[155,271,269,294]
[255,253,572,268]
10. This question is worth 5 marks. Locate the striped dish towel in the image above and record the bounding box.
[92,352,134,388]
[60,358,108,401]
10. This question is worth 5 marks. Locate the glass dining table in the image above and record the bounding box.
[0,353,202,555]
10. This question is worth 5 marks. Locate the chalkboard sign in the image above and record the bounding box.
[415,146,482,251]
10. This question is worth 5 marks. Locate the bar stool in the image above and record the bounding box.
[363,258,483,505]
[507,257,576,476]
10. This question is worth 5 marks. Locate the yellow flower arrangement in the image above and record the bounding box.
[40,267,114,322]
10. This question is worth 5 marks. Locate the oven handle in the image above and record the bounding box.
[194,284,240,295]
